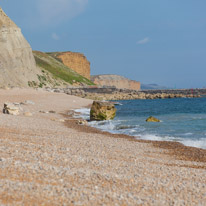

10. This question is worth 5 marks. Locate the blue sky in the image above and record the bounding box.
[1,0,206,88]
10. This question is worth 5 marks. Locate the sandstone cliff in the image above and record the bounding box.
[0,8,40,88]
[33,51,94,87]
[48,52,90,80]
[91,75,141,91]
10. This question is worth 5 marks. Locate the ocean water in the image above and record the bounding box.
[74,98,206,149]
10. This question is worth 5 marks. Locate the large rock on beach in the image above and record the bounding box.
[3,102,20,115]
[90,101,116,121]
[146,116,160,122]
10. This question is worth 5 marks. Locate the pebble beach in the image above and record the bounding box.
[0,88,206,205]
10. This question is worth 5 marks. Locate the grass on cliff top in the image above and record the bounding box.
[33,51,94,85]
[46,52,64,63]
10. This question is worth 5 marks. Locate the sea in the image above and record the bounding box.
[74,97,206,149]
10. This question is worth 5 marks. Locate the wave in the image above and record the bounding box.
[89,120,117,133]
[182,132,193,136]
[180,138,206,149]
[116,125,136,130]
[137,134,178,141]
[137,134,206,149]
[73,107,206,149]
[73,108,90,120]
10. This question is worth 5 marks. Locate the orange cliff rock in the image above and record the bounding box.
[57,52,91,80]
[91,75,141,91]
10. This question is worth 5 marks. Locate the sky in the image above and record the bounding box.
[0,0,206,88]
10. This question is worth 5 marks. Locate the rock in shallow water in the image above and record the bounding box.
[90,101,116,121]
[146,116,160,122]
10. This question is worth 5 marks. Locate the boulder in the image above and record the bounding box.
[90,101,116,121]
[3,102,20,115]
[146,116,160,122]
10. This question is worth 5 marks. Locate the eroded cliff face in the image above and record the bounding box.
[91,75,141,91]
[0,8,39,88]
[57,52,90,80]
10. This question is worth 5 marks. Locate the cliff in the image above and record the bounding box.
[0,8,40,88]
[91,75,141,91]
[48,52,90,80]
[33,51,94,87]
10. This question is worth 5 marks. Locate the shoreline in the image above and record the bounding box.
[67,109,206,165]
[0,88,206,204]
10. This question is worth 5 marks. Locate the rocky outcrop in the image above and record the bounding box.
[50,87,201,101]
[55,52,90,80]
[0,8,40,88]
[91,75,141,91]
[90,101,116,121]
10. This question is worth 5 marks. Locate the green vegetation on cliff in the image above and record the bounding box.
[33,51,94,86]
[46,52,64,63]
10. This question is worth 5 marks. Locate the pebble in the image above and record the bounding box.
[39,111,49,114]
[49,110,56,114]
[24,100,35,105]
[23,112,33,117]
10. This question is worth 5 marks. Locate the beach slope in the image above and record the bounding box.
[0,88,205,205]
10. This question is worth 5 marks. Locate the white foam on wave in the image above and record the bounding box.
[182,132,193,136]
[115,102,123,106]
[130,129,137,134]
[89,120,117,133]
[138,134,206,149]
[192,117,205,120]
[73,108,90,119]
[180,138,206,149]
[138,134,178,142]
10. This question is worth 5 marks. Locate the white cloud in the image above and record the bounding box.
[51,33,60,40]
[36,0,88,25]
[137,37,150,45]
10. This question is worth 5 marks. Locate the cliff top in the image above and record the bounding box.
[0,8,17,28]
[47,51,88,62]
[91,74,136,81]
